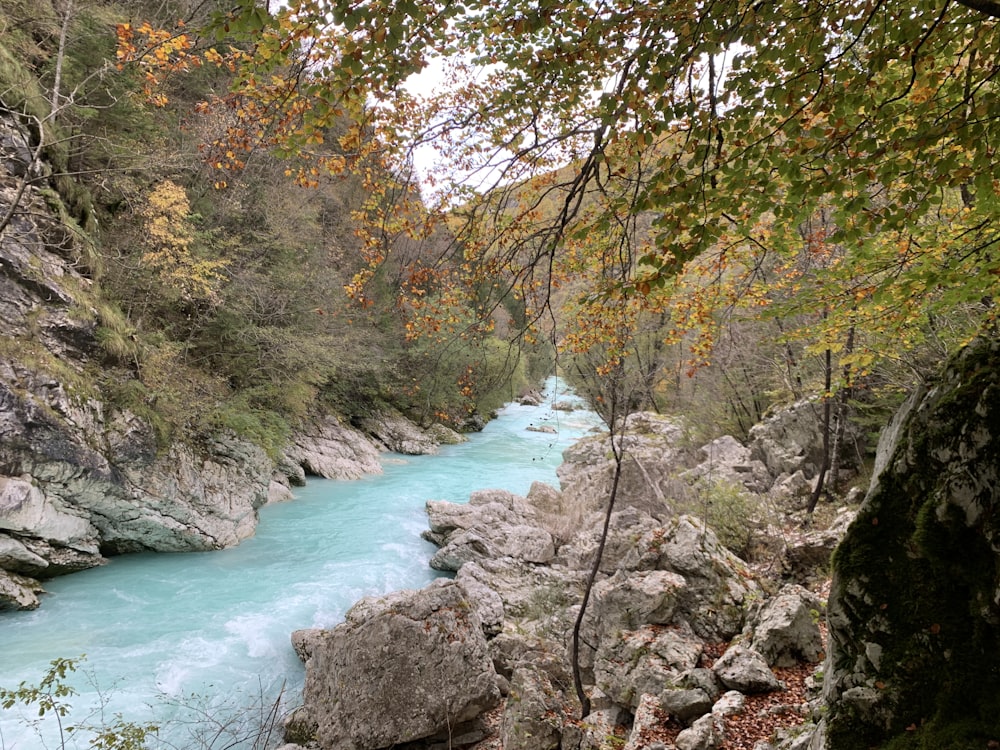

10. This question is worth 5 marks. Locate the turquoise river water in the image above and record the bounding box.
[0,379,600,749]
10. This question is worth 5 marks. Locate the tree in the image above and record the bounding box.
[117,0,998,385]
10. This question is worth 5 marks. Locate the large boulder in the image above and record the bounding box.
[675,712,723,750]
[500,665,568,750]
[456,556,584,634]
[557,412,695,518]
[749,584,825,667]
[294,579,501,750]
[748,399,826,481]
[712,644,783,694]
[588,569,688,637]
[620,516,760,640]
[554,507,662,573]
[0,568,42,610]
[594,623,704,709]
[424,493,556,571]
[820,337,1000,749]
[681,435,771,493]
[360,408,441,455]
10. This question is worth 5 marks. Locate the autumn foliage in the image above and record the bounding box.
[113,0,1000,429]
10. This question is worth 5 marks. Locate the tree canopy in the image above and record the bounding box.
[123,0,1000,403]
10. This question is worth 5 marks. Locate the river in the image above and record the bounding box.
[0,379,601,749]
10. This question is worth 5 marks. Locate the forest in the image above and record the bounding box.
[4,0,996,462]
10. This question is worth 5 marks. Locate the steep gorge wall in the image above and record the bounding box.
[1,107,434,610]
[0,110,282,608]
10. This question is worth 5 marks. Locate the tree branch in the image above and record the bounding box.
[955,0,1000,18]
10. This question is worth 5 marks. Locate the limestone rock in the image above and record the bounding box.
[623,693,671,750]
[489,631,557,680]
[297,579,501,750]
[526,424,557,434]
[0,474,96,547]
[2,371,274,561]
[360,408,440,455]
[772,470,814,501]
[554,507,661,573]
[290,627,326,663]
[266,479,294,504]
[557,412,695,518]
[677,667,723,701]
[586,568,687,640]
[287,416,383,480]
[748,399,825,480]
[455,562,505,637]
[620,516,760,640]
[424,422,467,445]
[525,480,563,514]
[424,496,555,571]
[675,713,722,750]
[712,644,783,693]
[749,585,824,667]
[92,435,271,554]
[500,665,566,750]
[518,390,544,406]
[659,684,714,724]
[0,569,43,610]
[711,690,747,718]
[682,435,771,493]
[821,337,1000,748]
[0,534,50,575]
[10,536,103,577]
[594,624,704,708]
[456,556,584,630]
[579,706,629,750]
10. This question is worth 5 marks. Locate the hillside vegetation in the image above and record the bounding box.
[0,0,541,457]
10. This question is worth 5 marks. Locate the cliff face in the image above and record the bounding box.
[820,336,1000,749]
[1,110,278,609]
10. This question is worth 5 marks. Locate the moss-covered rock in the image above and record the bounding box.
[821,336,1000,749]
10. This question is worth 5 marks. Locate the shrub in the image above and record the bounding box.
[691,478,759,559]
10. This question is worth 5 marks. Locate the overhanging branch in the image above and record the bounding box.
[955,0,1000,18]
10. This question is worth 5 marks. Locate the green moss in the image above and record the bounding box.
[882,697,1000,750]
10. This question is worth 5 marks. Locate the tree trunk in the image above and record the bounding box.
[807,347,832,514]
[828,326,856,494]
[570,380,629,718]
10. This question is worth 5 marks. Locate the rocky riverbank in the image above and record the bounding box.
[0,394,462,610]
[279,336,1000,750]
[281,410,852,750]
